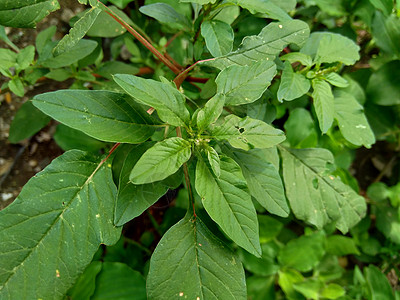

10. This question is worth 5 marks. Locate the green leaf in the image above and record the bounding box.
[231,0,292,21]
[91,262,146,300]
[376,206,400,244]
[195,156,261,256]
[32,90,156,144]
[216,60,276,105]
[372,11,400,57]
[39,39,98,68]
[224,146,289,217]
[334,89,375,148]
[280,52,313,67]
[0,25,19,51]
[278,232,325,272]
[35,25,56,57]
[323,72,349,88]
[45,68,73,81]
[130,137,191,184]
[212,114,285,151]
[0,0,60,28]
[96,61,139,80]
[278,61,310,101]
[0,48,17,70]
[370,0,394,16]
[326,235,360,256]
[140,3,191,31]
[0,150,121,299]
[204,145,221,178]
[68,262,102,300]
[320,283,345,299]
[278,269,305,300]
[279,146,367,233]
[8,77,25,97]
[365,265,395,300]
[8,100,51,143]
[301,32,360,65]
[293,280,322,299]
[202,20,310,70]
[147,215,246,299]
[86,6,131,37]
[16,45,35,70]
[201,20,234,57]
[196,93,225,131]
[107,0,132,9]
[115,144,168,226]
[114,74,190,127]
[284,108,318,148]
[53,7,101,56]
[312,79,334,134]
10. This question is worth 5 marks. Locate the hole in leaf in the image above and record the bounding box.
[312,177,319,189]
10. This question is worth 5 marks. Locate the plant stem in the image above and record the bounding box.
[173,58,214,88]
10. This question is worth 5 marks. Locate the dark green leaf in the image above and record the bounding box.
[147,216,246,299]
[140,3,191,31]
[16,45,35,70]
[372,11,400,57]
[195,156,261,256]
[284,108,318,148]
[370,0,394,16]
[0,150,121,299]
[201,20,234,57]
[326,235,360,256]
[278,61,310,101]
[86,6,131,37]
[96,61,139,80]
[32,90,156,144]
[312,79,334,134]
[376,206,400,245]
[205,145,221,178]
[365,265,395,300]
[68,262,102,300]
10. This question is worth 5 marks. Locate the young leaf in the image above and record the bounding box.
[195,156,261,256]
[0,150,121,299]
[147,216,246,299]
[279,146,366,233]
[225,147,289,217]
[115,144,168,226]
[8,77,24,97]
[32,90,156,144]
[113,74,191,127]
[0,0,60,28]
[202,20,310,70]
[278,61,310,101]
[53,7,101,56]
[16,45,35,71]
[130,137,191,184]
[212,115,285,150]
[215,60,277,105]
[334,89,375,148]
[312,79,334,134]
[196,93,225,131]
[280,52,313,67]
[323,72,349,88]
[205,145,221,178]
[201,20,234,57]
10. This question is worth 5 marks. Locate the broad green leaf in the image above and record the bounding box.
[376,206,400,244]
[224,146,289,217]
[8,100,51,143]
[247,276,275,300]
[293,280,322,299]
[312,0,347,16]
[323,72,349,88]
[86,6,132,37]
[214,6,240,24]
[0,48,17,70]
[301,32,360,65]
[91,262,146,300]
[278,61,310,101]
[216,60,276,105]
[278,232,325,272]
[334,89,375,148]
[372,11,400,57]
[35,25,56,57]
[130,137,191,184]
[202,20,310,70]
[68,261,102,300]
[196,93,225,131]
[280,52,313,67]
[96,61,139,80]
[0,0,60,28]
[258,215,283,243]
[231,0,292,21]
[326,235,360,256]
[279,146,366,232]
[270,0,297,12]
[278,269,305,300]
[45,68,73,81]
[16,45,35,71]
[321,284,345,299]
[147,215,246,299]
[114,74,190,127]
[365,265,395,300]
[370,0,394,16]
[0,150,121,299]
[53,7,101,56]
[115,144,168,226]
[201,20,234,57]
[195,156,261,256]
[39,39,98,68]
[212,114,285,150]
[140,3,191,31]
[8,77,24,97]
[239,243,280,276]
[312,79,334,134]
[32,90,156,144]
[284,108,318,148]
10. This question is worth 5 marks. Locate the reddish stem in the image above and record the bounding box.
[173,58,214,88]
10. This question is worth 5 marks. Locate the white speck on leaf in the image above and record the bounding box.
[356,124,366,129]
[96,214,100,218]
[179,292,184,297]
[56,269,60,278]
[278,24,283,28]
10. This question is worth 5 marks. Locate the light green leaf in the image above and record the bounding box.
[321,283,345,299]
[114,74,190,127]
[323,72,349,88]
[370,0,394,16]
[372,11,400,57]
[195,156,261,256]
[8,100,51,143]
[91,262,146,300]
[147,215,246,299]
[32,90,156,144]
[280,52,313,67]
[205,145,221,178]
[201,20,234,57]
[278,61,310,101]
[0,0,60,28]
[312,79,334,134]
[301,32,360,65]
[0,150,121,299]
[278,269,305,300]
[293,280,322,299]
[279,146,366,232]
[212,114,285,150]
[115,144,168,226]
[278,232,325,272]
[202,20,310,70]
[196,93,225,131]
[231,0,292,21]
[86,6,131,37]
[225,147,289,217]
[216,60,276,105]
[130,137,191,184]
[140,3,191,30]
[284,108,318,148]
[326,235,360,256]
[8,77,24,97]
[16,45,35,70]
[53,7,101,56]
[365,265,395,300]
[334,89,375,148]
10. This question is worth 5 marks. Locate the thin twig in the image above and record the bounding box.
[173,58,215,88]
